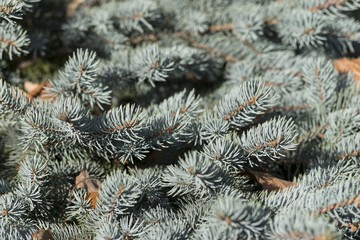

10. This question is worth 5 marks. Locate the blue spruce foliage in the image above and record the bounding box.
[0,0,360,239]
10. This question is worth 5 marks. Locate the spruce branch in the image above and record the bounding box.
[47,49,111,109]
[239,116,298,162]
[0,22,29,60]
[217,78,277,129]
[98,170,142,215]
[132,45,175,87]
[162,151,224,197]
[0,0,24,22]
[0,79,30,118]
[202,138,246,172]
[303,58,337,110]
[197,196,269,240]
[278,10,326,48]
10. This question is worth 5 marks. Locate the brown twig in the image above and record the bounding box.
[309,0,346,12]
[318,195,360,214]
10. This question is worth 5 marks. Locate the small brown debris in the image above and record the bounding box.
[32,229,54,240]
[334,58,360,81]
[75,170,101,208]
[24,81,53,100]
[247,169,298,191]
[67,0,85,18]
